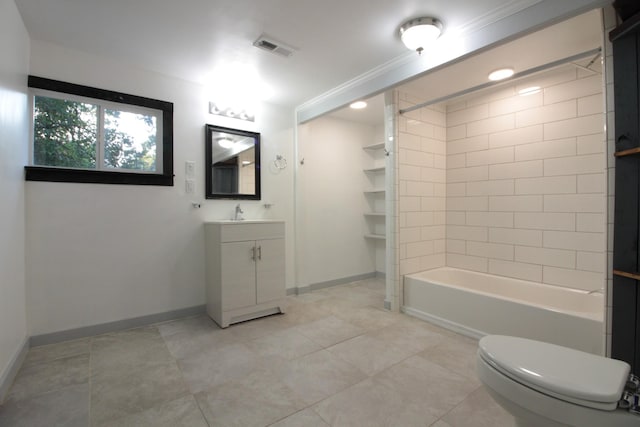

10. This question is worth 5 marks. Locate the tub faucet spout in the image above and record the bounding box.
[234,204,244,221]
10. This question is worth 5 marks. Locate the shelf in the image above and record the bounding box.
[364,166,385,173]
[364,189,385,194]
[613,270,640,281]
[615,147,640,158]
[364,233,386,240]
[364,212,385,217]
[363,142,384,151]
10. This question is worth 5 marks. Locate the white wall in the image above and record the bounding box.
[26,41,295,336]
[0,0,29,400]
[296,117,377,287]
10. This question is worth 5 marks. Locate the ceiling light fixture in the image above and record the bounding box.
[488,68,515,81]
[350,101,367,109]
[399,17,443,55]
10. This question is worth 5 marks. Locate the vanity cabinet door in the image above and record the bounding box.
[220,240,257,311]
[256,238,285,304]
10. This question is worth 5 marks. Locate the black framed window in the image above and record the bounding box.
[25,76,174,186]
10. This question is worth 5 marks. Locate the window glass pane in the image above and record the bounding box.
[33,96,97,168]
[104,109,157,171]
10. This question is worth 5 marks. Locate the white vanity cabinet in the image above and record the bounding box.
[205,220,286,328]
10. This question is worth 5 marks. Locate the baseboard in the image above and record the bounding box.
[0,336,29,404]
[30,305,206,347]
[286,272,379,296]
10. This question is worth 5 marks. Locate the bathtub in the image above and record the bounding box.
[403,267,604,354]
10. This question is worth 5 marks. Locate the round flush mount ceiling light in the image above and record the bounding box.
[400,17,443,55]
[488,68,515,81]
[350,101,367,109]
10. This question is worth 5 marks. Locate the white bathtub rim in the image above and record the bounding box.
[404,267,603,322]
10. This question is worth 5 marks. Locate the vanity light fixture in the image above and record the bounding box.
[350,101,367,109]
[209,102,255,122]
[399,17,443,55]
[518,86,541,96]
[488,68,515,81]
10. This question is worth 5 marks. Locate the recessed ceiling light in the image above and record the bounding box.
[350,101,367,109]
[518,86,541,96]
[488,68,515,81]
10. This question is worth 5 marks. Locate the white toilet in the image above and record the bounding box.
[476,335,640,426]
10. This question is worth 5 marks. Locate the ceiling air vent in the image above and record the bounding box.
[253,35,295,58]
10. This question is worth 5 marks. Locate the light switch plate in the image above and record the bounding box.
[185,180,195,194]
[185,161,196,178]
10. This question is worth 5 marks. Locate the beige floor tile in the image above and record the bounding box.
[95,394,207,427]
[327,333,417,376]
[441,386,516,427]
[294,315,365,348]
[274,300,332,327]
[287,290,332,303]
[91,326,173,372]
[156,315,217,338]
[308,295,370,316]
[372,317,449,353]
[417,335,480,385]
[90,359,189,425]
[177,341,265,393]
[312,377,438,427]
[322,286,385,309]
[247,328,322,360]
[374,356,479,418]
[3,278,520,426]
[331,305,402,331]
[23,338,91,365]
[0,383,89,427]
[7,353,89,402]
[353,278,386,294]
[158,315,238,360]
[269,408,330,427]
[195,369,305,427]
[269,349,367,406]
[227,313,292,341]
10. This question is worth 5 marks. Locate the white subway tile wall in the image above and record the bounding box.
[398,97,448,276]
[397,55,607,292]
[443,63,606,292]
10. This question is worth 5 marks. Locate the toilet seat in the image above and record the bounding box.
[479,335,630,411]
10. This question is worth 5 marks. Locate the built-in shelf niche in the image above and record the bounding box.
[363,141,386,240]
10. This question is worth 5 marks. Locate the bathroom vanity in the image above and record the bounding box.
[204,220,286,328]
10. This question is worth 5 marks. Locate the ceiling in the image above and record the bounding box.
[328,9,602,126]
[14,0,568,109]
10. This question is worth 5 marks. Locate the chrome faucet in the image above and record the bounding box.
[234,204,244,221]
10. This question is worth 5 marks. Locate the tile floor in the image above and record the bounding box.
[0,278,515,426]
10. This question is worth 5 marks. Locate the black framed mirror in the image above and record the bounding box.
[205,124,261,200]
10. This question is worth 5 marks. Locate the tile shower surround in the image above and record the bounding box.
[398,64,606,293]
[0,278,515,426]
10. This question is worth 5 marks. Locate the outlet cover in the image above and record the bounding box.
[185,180,195,194]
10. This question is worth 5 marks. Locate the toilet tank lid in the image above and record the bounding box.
[479,335,630,405]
